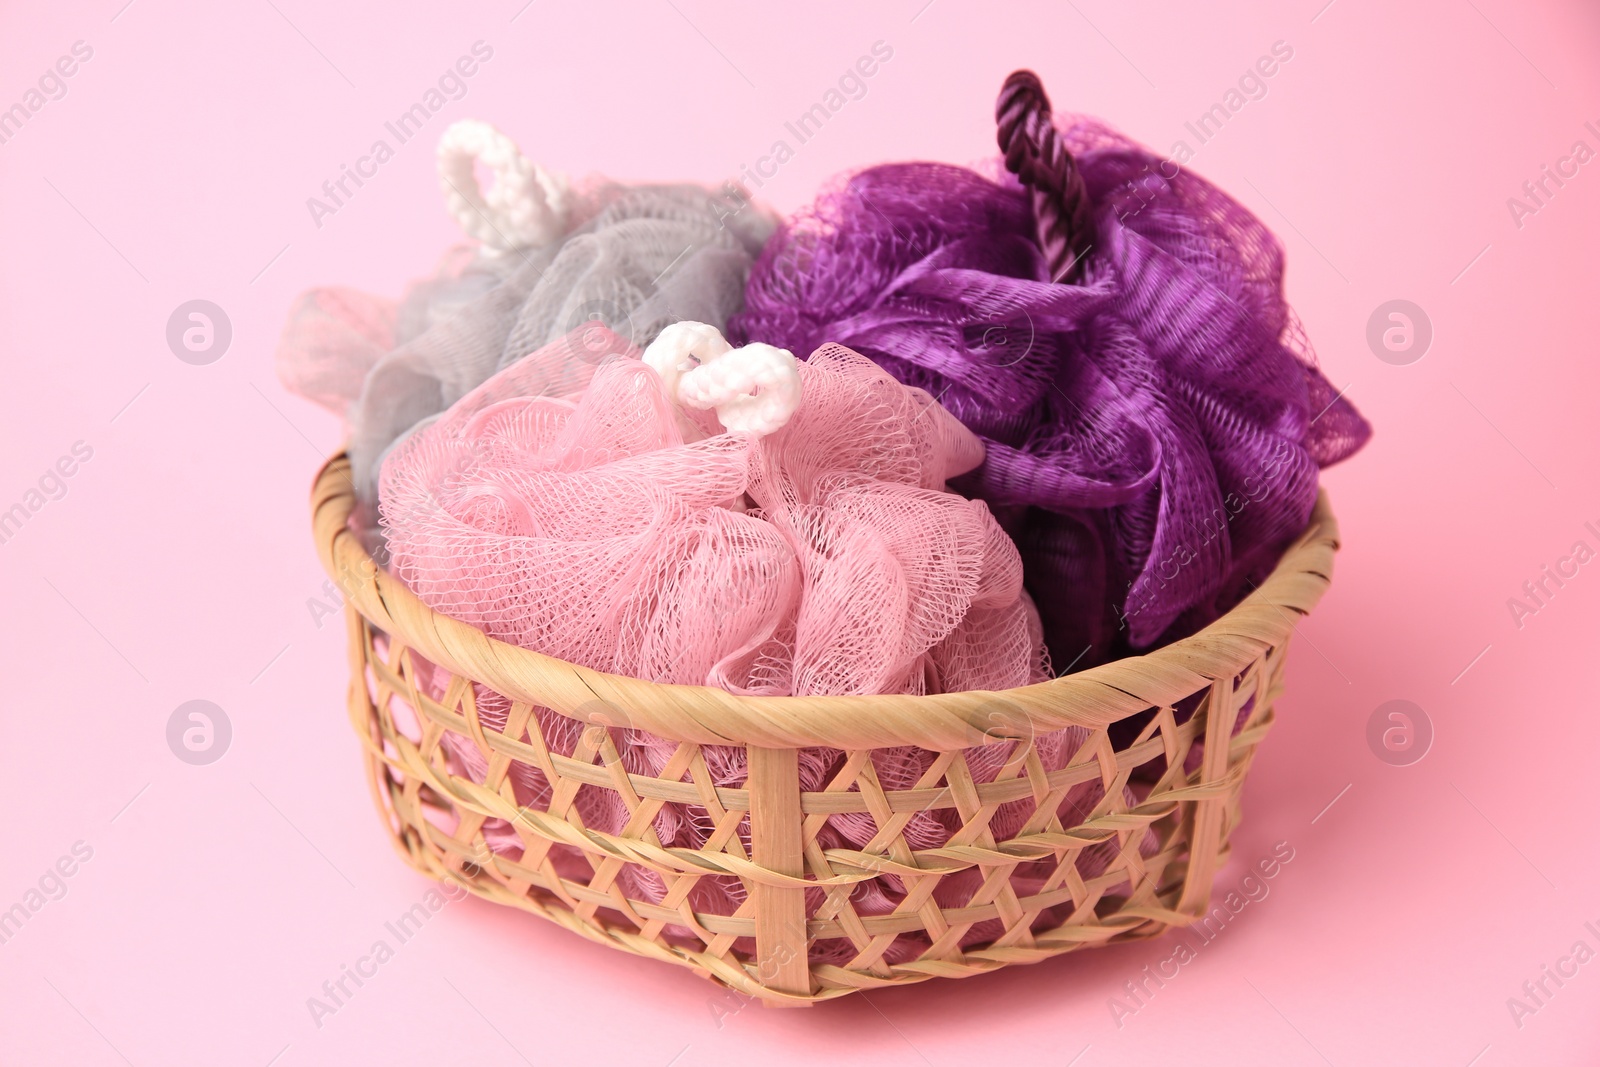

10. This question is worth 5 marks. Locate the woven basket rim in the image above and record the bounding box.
[312,451,1340,750]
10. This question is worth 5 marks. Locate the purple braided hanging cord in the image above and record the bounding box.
[730,73,1371,670]
[996,69,1093,283]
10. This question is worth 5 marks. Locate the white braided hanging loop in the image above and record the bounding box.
[436,119,570,251]
[642,322,803,438]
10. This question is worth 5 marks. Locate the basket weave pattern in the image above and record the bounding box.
[312,453,1339,1004]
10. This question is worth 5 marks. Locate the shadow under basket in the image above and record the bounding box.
[311,452,1340,1006]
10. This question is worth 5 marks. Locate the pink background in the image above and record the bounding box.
[2,1,1597,1063]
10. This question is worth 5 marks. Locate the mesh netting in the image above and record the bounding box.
[274,286,398,417]
[729,118,1371,666]
[377,329,1139,961]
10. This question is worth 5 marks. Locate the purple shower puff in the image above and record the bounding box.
[729,120,1370,665]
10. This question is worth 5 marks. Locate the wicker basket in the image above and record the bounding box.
[311,451,1340,1005]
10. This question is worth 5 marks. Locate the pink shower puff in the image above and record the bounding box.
[378,327,1026,697]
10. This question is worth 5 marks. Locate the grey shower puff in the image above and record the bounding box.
[341,183,773,503]
[276,180,776,510]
